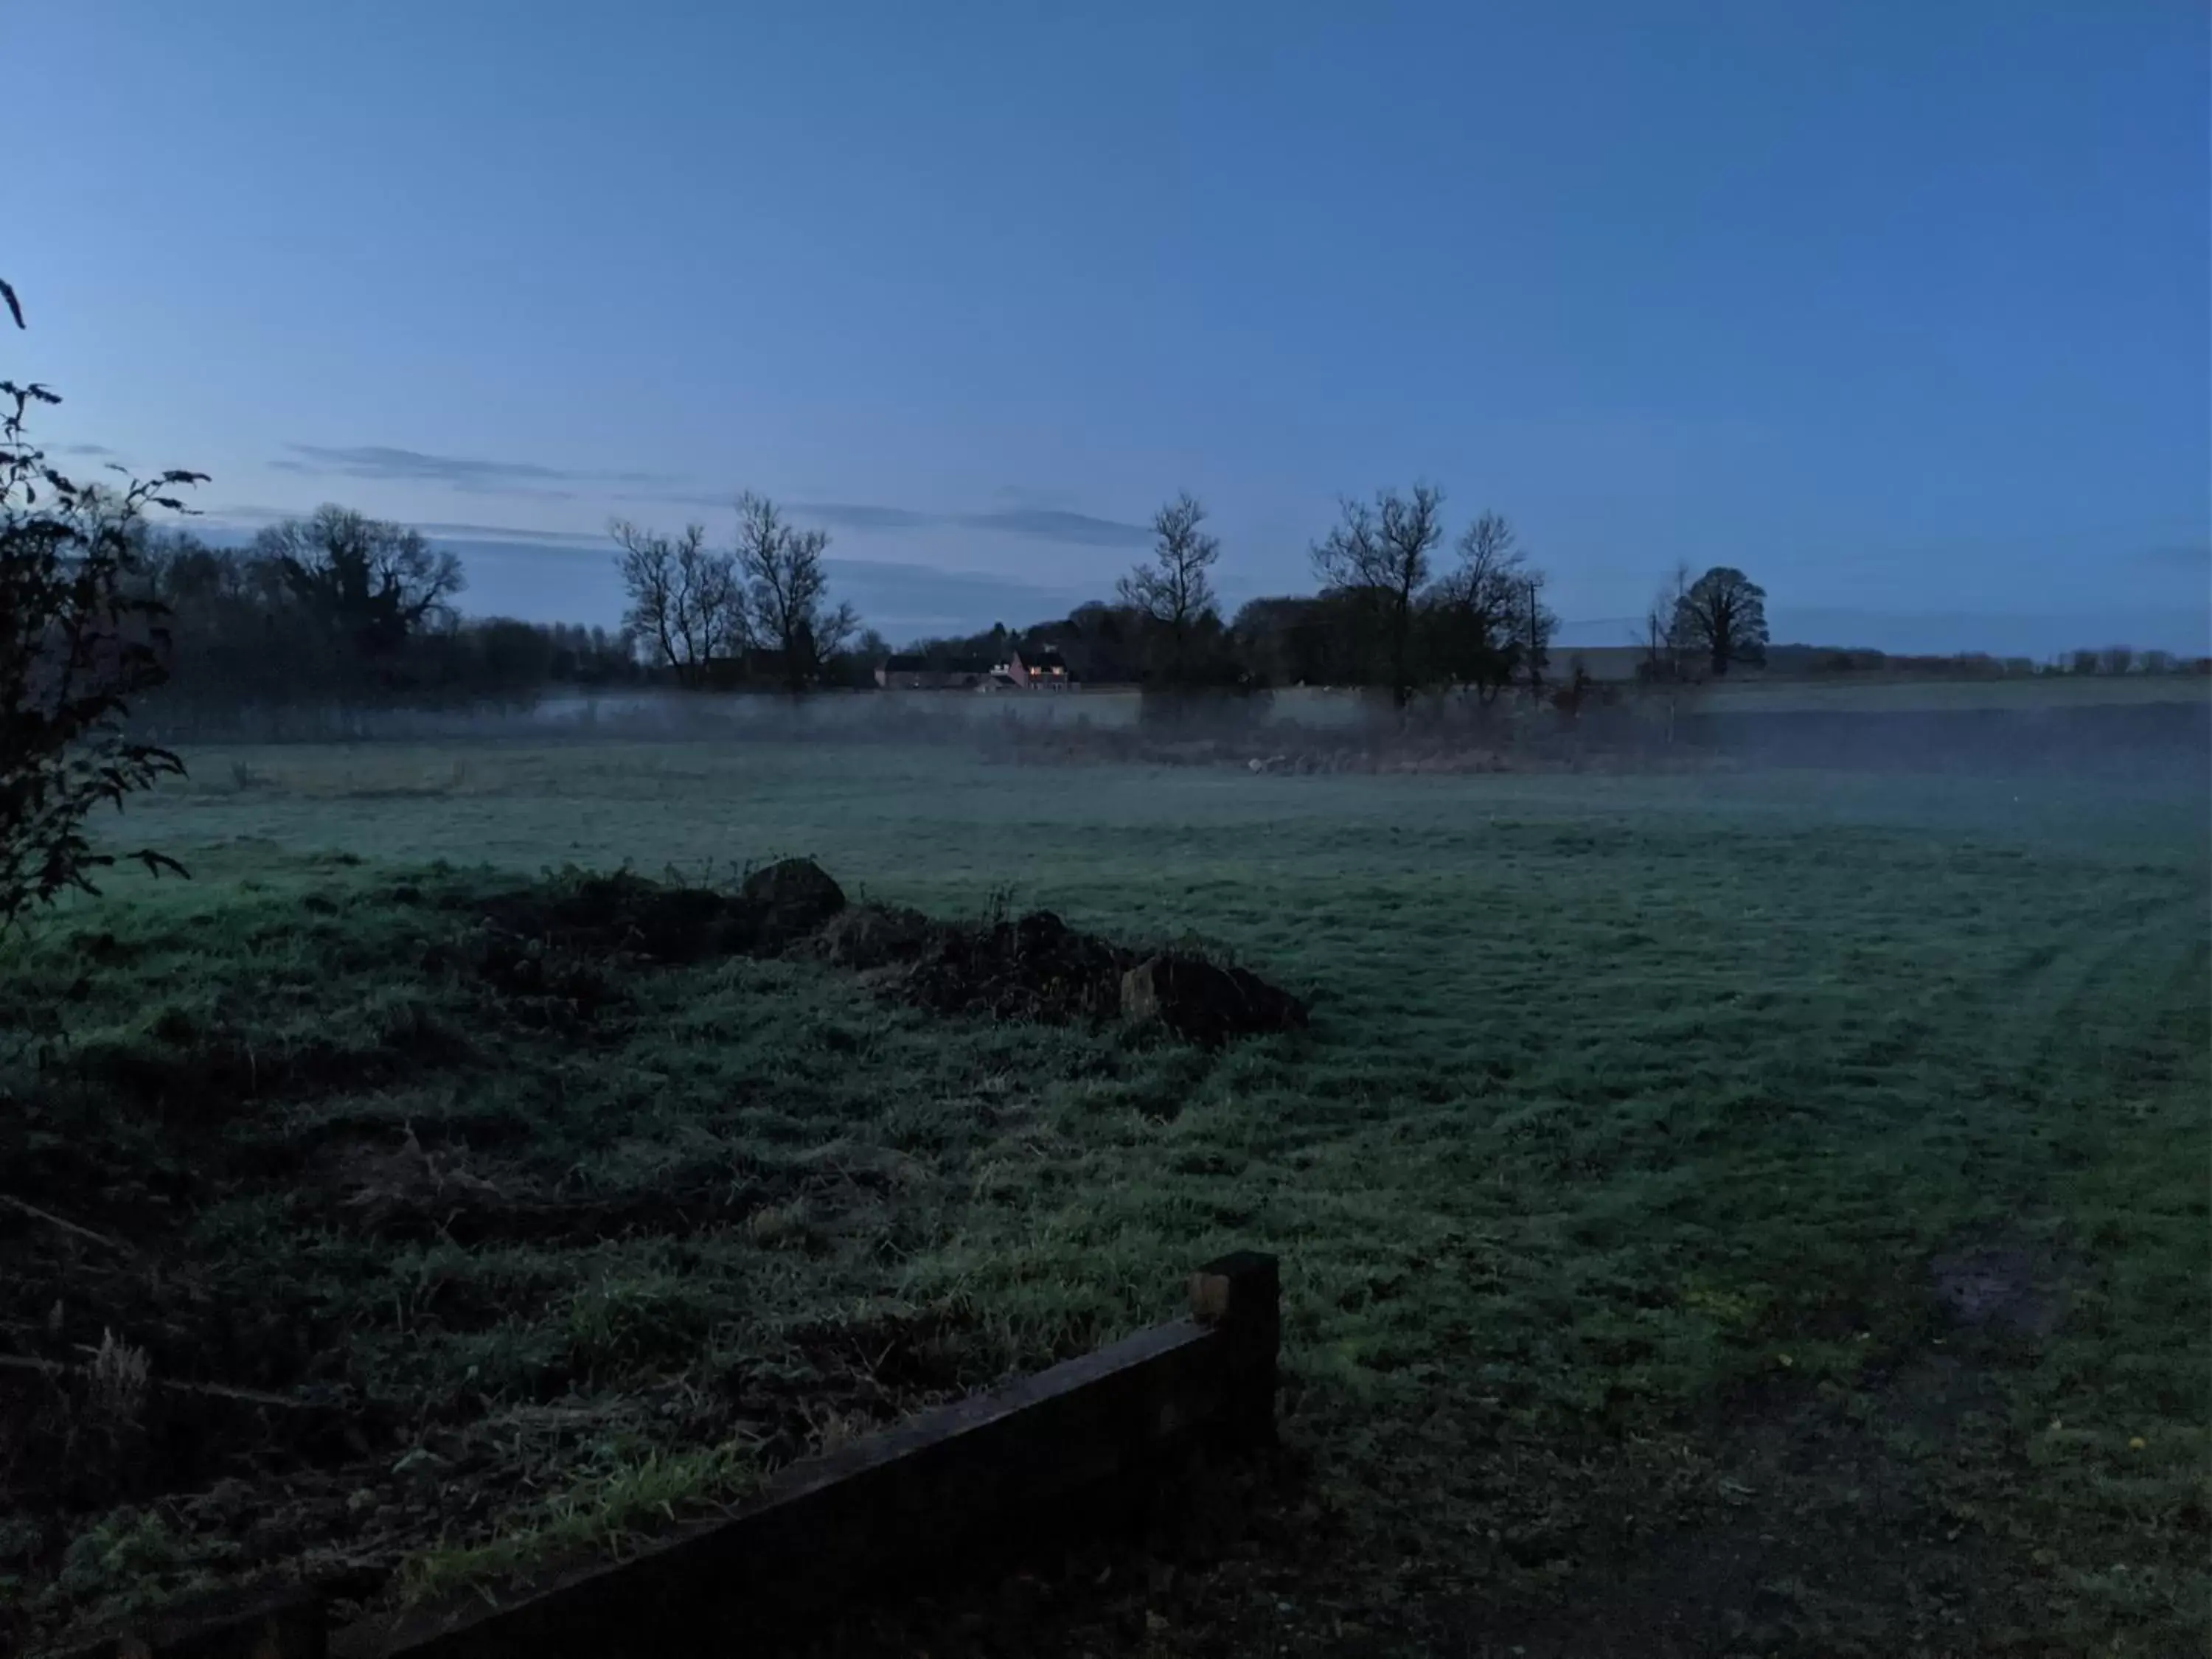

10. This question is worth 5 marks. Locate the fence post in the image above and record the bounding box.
[1188,1250,1280,1448]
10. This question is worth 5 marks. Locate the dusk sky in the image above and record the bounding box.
[13,1,2208,654]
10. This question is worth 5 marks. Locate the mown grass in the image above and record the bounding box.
[4,740,2206,1656]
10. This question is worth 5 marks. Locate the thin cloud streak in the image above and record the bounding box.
[793,501,1152,548]
[623,495,1153,549]
[279,442,682,492]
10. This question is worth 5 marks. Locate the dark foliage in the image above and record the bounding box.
[0,281,201,941]
[1672,566,1770,678]
[132,529,643,734]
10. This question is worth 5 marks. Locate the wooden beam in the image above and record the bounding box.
[46,1253,1279,1659]
[338,1252,1279,1658]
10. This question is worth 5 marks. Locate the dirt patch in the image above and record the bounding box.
[1929,1239,2071,1340]
[900,910,1134,1026]
[1472,1234,2093,1654]
[451,862,1304,1046]
[822,904,1307,1044]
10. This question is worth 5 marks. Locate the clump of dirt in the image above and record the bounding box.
[432,860,851,1023]
[453,869,762,965]
[446,860,1303,1046]
[903,910,1135,1026]
[1119,954,1310,1046]
[738,858,849,948]
[815,903,937,970]
[821,904,1308,1045]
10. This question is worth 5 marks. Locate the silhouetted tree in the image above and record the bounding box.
[257,506,463,669]
[1231,594,1360,688]
[733,492,858,693]
[1430,511,1532,701]
[1119,492,1222,689]
[613,519,745,688]
[1312,484,1444,709]
[1,276,201,941]
[1672,566,1769,678]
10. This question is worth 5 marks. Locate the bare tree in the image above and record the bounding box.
[612,520,746,688]
[1433,511,1540,702]
[1118,492,1222,689]
[1312,484,1444,709]
[1637,560,1695,684]
[733,493,857,694]
[257,507,465,661]
[1,275,201,942]
[1671,566,1770,678]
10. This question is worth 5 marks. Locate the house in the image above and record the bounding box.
[877,653,998,690]
[1004,647,1074,689]
[877,647,1079,691]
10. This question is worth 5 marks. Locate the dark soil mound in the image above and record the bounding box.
[815,903,938,970]
[456,864,1301,1046]
[902,909,1135,1027]
[824,903,1307,1045]
[740,858,849,947]
[459,869,754,964]
[1120,954,1310,1046]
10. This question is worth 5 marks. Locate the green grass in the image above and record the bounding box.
[4,740,2206,1656]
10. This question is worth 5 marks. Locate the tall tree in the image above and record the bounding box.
[1432,510,1530,702]
[1118,492,1222,689]
[1312,484,1444,709]
[1672,566,1770,678]
[733,493,858,694]
[257,506,463,664]
[612,520,745,688]
[1,276,201,942]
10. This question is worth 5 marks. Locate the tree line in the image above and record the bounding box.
[611,493,863,695]
[61,479,2211,741]
[884,487,1774,708]
[122,511,646,731]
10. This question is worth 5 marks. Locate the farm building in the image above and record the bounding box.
[877,654,996,690]
[1005,647,1074,689]
[877,649,1077,691]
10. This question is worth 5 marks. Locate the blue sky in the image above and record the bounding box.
[12,0,2208,653]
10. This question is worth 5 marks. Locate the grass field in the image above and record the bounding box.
[4,740,2207,1655]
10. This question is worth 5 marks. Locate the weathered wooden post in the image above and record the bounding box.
[1188,1249,1280,1449]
